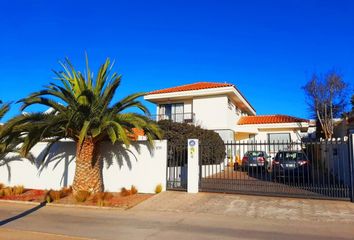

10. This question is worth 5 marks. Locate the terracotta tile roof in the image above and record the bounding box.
[238,115,309,125]
[148,82,234,95]
[128,128,145,141]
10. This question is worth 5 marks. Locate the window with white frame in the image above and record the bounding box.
[268,133,291,153]
[159,103,184,122]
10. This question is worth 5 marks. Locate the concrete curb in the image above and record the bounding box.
[0,199,39,206]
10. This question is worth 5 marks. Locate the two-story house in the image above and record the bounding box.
[144,82,309,142]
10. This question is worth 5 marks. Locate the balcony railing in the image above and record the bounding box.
[150,112,195,124]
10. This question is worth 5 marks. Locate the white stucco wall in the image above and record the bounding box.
[0,140,168,194]
[226,99,240,131]
[193,95,227,129]
[192,95,242,141]
[214,130,235,142]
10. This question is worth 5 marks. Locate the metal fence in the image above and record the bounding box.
[199,138,353,200]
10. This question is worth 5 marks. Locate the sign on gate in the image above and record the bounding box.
[188,139,199,193]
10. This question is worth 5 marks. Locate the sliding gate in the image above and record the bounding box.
[199,138,354,201]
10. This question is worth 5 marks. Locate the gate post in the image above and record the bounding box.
[187,139,199,193]
[349,132,354,202]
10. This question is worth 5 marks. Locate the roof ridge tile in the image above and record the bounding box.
[238,114,308,125]
[147,82,234,95]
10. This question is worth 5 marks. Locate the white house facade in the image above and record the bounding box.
[144,82,309,142]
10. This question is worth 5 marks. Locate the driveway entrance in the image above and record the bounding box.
[199,138,354,201]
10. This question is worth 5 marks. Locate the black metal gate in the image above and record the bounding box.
[166,144,188,191]
[199,138,354,201]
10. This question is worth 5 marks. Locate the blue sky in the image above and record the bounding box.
[0,0,353,120]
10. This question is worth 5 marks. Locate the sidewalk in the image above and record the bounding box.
[1,192,354,239]
[132,191,354,223]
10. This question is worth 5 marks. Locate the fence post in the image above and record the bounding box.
[187,139,199,193]
[349,132,354,202]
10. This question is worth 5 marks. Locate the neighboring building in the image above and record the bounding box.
[334,117,354,139]
[144,82,309,142]
[236,115,309,142]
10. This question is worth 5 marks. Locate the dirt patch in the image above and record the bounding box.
[0,189,46,202]
[56,192,153,209]
[0,188,153,209]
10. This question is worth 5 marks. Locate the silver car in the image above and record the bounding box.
[241,151,270,170]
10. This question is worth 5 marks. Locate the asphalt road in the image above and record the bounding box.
[0,198,354,240]
[0,193,354,240]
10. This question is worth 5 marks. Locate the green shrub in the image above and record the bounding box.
[74,190,90,202]
[48,190,62,201]
[92,192,113,202]
[120,187,131,197]
[158,120,226,165]
[0,189,4,197]
[3,187,13,196]
[46,195,52,203]
[97,199,106,207]
[92,192,114,206]
[155,184,162,194]
[131,185,138,195]
[60,186,72,197]
[13,185,24,195]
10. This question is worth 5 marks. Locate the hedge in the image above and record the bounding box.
[158,120,226,165]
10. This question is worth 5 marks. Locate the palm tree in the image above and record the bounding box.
[0,100,9,119]
[4,57,161,194]
[0,101,30,174]
[0,101,14,160]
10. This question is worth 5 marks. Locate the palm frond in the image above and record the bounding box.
[4,55,161,163]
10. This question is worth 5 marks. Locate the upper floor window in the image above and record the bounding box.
[159,103,184,122]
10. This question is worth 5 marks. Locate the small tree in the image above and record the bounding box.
[302,71,348,139]
[349,94,354,129]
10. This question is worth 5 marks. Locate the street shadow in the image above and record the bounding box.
[0,202,46,226]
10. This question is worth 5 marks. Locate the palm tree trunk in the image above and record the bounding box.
[72,138,103,195]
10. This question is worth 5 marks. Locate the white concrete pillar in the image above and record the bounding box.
[187,139,199,193]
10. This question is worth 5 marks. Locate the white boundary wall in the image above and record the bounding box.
[0,140,167,194]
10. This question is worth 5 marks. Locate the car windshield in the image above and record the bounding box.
[277,152,305,161]
[248,151,264,157]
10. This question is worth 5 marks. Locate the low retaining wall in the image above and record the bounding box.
[0,140,168,194]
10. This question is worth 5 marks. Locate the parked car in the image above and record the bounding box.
[272,151,310,179]
[235,151,270,171]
